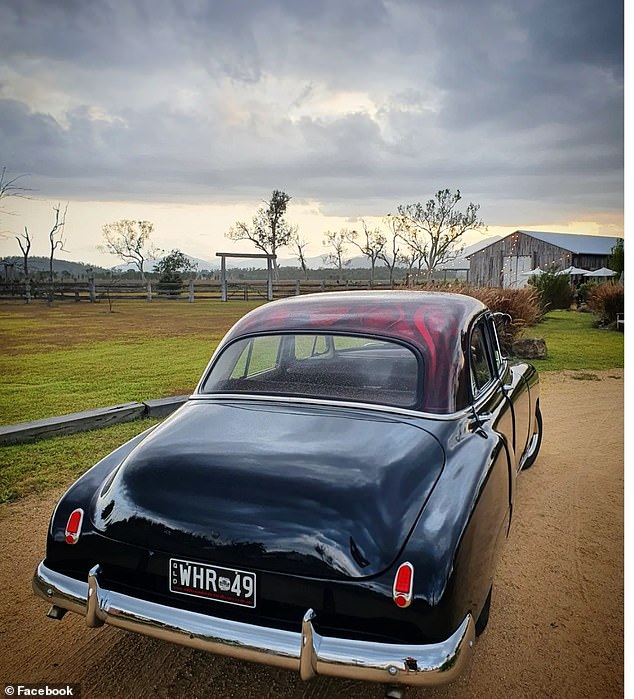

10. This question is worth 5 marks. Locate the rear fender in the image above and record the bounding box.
[402,419,511,635]
[49,426,157,542]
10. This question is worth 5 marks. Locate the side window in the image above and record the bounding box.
[230,336,281,378]
[488,319,505,375]
[470,323,493,395]
[294,335,329,359]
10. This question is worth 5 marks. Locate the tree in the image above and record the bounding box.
[0,166,31,212]
[397,189,485,279]
[154,249,198,283]
[322,229,351,283]
[345,221,386,285]
[608,238,624,277]
[378,216,403,287]
[1,166,33,238]
[47,203,68,302]
[226,190,296,279]
[153,249,197,297]
[15,226,32,303]
[101,219,158,282]
[289,233,310,280]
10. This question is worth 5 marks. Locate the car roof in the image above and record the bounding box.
[218,291,486,414]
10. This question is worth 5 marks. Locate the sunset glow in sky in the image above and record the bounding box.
[0,0,624,267]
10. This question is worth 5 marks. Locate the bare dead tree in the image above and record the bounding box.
[101,219,157,282]
[345,221,386,286]
[378,216,404,288]
[16,226,32,303]
[290,232,310,280]
[47,204,68,302]
[322,229,351,283]
[398,248,418,286]
[0,166,33,237]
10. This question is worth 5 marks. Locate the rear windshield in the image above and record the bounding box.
[200,333,420,408]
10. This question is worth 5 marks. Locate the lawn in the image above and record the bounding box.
[522,309,624,372]
[0,298,624,503]
[0,418,159,503]
[0,298,264,425]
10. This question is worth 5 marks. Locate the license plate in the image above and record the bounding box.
[169,558,256,608]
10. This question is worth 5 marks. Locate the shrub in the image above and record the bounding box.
[528,269,573,311]
[576,280,597,305]
[587,282,624,326]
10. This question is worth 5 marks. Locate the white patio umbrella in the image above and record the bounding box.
[521,267,546,276]
[584,267,616,278]
[557,266,590,276]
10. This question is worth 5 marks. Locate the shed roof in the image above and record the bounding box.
[468,230,620,257]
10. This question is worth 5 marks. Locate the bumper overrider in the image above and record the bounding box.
[33,561,475,688]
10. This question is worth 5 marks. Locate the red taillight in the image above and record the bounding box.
[393,562,414,608]
[65,508,84,544]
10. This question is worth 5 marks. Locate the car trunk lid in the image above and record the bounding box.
[93,400,445,579]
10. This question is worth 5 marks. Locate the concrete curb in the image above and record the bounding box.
[0,395,190,446]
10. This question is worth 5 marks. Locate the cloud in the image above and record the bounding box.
[0,0,623,230]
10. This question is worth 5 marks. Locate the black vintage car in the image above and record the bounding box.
[33,291,542,696]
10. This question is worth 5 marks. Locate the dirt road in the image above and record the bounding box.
[0,371,624,698]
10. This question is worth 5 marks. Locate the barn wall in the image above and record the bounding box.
[469,232,611,287]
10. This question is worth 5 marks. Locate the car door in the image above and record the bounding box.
[467,315,516,534]
[486,314,532,468]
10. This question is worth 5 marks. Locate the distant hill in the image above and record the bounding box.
[112,253,218,274]
[1,237,502,280]
[0,256,111,278]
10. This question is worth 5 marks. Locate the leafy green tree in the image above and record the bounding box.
[153,249,197,297]
[155,249,197,284]
[608,238,624,276]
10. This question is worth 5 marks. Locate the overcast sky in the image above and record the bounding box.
[0,0,624,266]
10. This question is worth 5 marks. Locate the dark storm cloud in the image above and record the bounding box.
[0,0,623,224]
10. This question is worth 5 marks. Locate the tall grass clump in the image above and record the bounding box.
[587,282,624,326]
[462,285,542,350]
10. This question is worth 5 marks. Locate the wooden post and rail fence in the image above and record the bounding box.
[0,278,404,303]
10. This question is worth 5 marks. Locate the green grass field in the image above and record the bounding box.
[0,299,265,425]
[522,309,624,372]
[0,298,624,503]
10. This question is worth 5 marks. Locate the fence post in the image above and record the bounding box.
[295,280,300,296]
[321,280,325,292]
[147,282,152,302]
[188,280,195,303]
[89,275,96,303]
[220,257,227,301]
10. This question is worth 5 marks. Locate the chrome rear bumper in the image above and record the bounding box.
[33,561,475,687]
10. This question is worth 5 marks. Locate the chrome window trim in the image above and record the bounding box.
[188,393,472,422]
